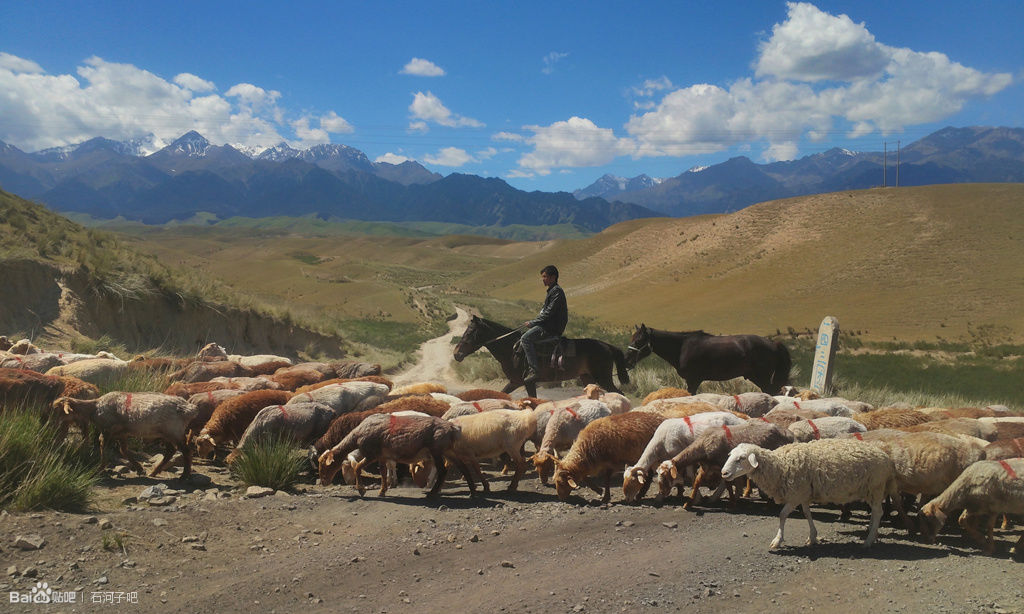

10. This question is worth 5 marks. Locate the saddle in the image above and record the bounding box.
[513,336,575,370]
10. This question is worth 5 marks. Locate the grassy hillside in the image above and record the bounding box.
[463,184,1024,343]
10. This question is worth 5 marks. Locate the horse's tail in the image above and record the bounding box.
[611,345,630,386]
[771,341,791,394]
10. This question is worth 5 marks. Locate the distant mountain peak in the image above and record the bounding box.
[165,131,212,158]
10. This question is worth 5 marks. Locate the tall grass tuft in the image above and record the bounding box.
[0,404,99,511]
[97,368,170,396]
[229,434,307,491]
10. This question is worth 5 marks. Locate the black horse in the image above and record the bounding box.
[625,324,790,395]
[453,315,630,398]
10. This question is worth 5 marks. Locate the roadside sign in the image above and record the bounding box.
[810,316,839,395]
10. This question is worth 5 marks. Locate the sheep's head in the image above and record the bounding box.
[583,384,605,400]
[552,461,576,501]
[318,450,343,486]
[918,502,946,543]
[194,433,217,458]
[655,460,677,500]
[410,459,434,489]
[531,451,557,485]
[621,466,647,502]
[721,444,759,481]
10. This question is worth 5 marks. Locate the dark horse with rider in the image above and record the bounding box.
[453,265,789,397]
[453,265,630,398]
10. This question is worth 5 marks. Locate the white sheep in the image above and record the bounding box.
[771,397,859,416]
[45,357,129,386]
[622,411,746,502]
[721,440,899,549]
[285,381,389,413]
[441,398,520,420]
[921,458,1024,555]
[532,400,612,484]
[787,416,866,442]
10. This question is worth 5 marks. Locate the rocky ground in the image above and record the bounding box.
[4,315,1023,613]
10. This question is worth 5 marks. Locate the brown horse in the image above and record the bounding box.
[453,316,629,398]
[625,324,790,395]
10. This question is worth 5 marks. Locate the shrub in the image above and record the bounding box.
[0,404,99,511]
[229,434,307,491]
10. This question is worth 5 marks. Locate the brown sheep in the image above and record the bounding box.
[901,418,996,441]
[330,361,382,379]
[164,380,238,398]
[918,406,1015,420]
[169,360,254,384]
[186,389,248,439]
[270,363,335,390]
[553,412,666,504]
[982,437,1024,461]
[193,389,294,456]
[642,387,691,405]
[457,388,513,402]
[293,375,394,395]
[853,408,935,430]
[312,395,450,457]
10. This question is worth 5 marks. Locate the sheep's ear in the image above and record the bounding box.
[321,450,334,465]
[669,465,679,480]
[637,471,645,485]
[567,478,579,489]
[747,452,758,469]
[63,401,73,415]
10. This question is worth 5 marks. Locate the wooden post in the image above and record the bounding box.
[810,316,839,395]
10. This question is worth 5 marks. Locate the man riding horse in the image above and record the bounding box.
[520,265,567,384]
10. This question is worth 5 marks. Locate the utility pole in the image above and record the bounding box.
[883,141,887,187]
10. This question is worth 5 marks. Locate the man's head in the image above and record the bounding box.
[540,265,559,287]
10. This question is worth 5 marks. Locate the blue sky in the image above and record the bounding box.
[2,1,1021,192]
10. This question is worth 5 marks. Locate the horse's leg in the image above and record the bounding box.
[501,380,521,394]
[526,381,536,398]
[686,379,701,395]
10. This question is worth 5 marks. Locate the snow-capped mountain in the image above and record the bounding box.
[573,173,663,200]
[254,142,301,161]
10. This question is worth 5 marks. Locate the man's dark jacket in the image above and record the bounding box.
[531,283,568,337]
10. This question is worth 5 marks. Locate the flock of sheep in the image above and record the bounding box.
[2,336,1023,558]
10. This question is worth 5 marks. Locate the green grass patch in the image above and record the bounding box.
[336,318,438,356]
[229,434,307,491]
[0,404,99,511]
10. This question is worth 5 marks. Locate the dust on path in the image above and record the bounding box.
[391,306,472,386]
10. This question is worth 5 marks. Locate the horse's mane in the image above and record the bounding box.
[650,328,709,339]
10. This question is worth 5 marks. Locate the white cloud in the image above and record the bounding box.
[542,51,569,75]
[0,52,43,73]
[632,76,674,97]
[424,146,473,167]
[0,54,359,153]
[173,73,215,92]
[493,131,525,142]
[756,2,889,82]
[375,152,412,164]
[320,111,354,134]
[400,57,446,77]
[475,147,498,160]
[517,117,634,175]
[624,3,1012,161]
[408,91,483,129]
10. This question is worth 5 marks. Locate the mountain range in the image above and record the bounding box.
[574,126,1024,216]
[0,131,654,231]
[1,126,1022,228]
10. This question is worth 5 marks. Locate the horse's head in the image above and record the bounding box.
[453,315,484,362]
[625,323,652,368]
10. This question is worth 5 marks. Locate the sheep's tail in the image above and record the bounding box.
[770,342,791,395]
[611,345,630,386]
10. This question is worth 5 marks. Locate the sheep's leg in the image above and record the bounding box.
[802,502,818,546]
[352,457,370,496]
[427,450,453,497]
[864,499,884,547]
[117,438,146,475]
[889,493,915,534]
[470,458,490,494]
[684,467,705,510]
[178,438,193,479]
[742,477,753,498]
[1001,514,1011,531]
[983,514,998,555]
[507,448,526,492]
[149,441,177,477]
[601,470,613,504]
[378,461,395,497]
[770,501,797,550]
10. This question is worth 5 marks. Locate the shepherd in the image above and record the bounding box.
[520,265,568,384]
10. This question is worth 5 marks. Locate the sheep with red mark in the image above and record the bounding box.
[456,388,513,402]
[532,400,612,484]
[721,440,899,549]
[441,398,520,420]
[982,437,1024,461]
[771,397,861,416]
[446,409,537,493]
[788,416,866,442]
[225,401,339,463]
[921,458,1024,555]
[169,359,254,384]
[552,412,666,504]
[581,384,631,414]
[186,389,247,438]
[760,409,826,429]
[2,352,64,373]
[53,392,198,478]
[623,411,747,502]
[657,420,794,506]
[318,413,465,497]
[312,395,451,460]
[284,381,390,414]
[193,389,294,457]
